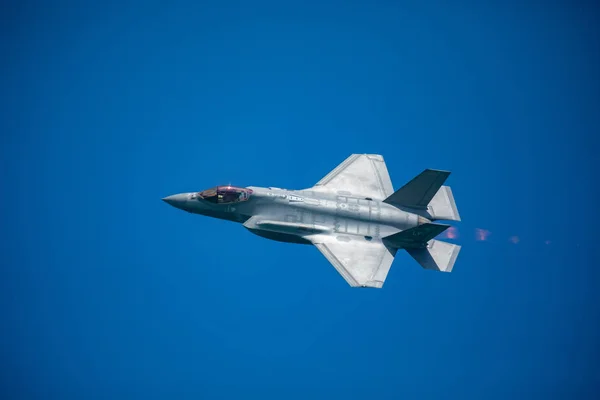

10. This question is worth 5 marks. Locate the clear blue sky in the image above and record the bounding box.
[2,1,598,399]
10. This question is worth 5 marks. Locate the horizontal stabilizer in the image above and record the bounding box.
[406,239,461,272]
[428,186,461,221]
[383,223,450,249]
[384,169,450,209]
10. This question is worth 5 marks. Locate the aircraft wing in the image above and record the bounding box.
[309,235,397,288]
[313,154,394,200]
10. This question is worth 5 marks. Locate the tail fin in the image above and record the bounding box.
[406,239,461,272]
[384,169,461,221]
[383,223,450,249]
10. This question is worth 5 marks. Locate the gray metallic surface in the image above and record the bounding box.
[163,154,462,288]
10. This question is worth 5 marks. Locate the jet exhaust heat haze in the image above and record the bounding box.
[163,154,461,288]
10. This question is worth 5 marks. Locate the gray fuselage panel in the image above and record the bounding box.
[180,186,421,241]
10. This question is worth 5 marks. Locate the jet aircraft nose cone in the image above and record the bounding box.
[162,193,188,210]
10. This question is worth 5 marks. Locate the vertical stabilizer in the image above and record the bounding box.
[384,169,461,222]
[383,169,450,209]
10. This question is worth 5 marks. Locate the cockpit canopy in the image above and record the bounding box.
[194,186,253,204]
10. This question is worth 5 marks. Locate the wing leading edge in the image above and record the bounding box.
[313,154,394,200]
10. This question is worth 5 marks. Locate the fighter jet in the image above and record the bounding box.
[163,154,461,288]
